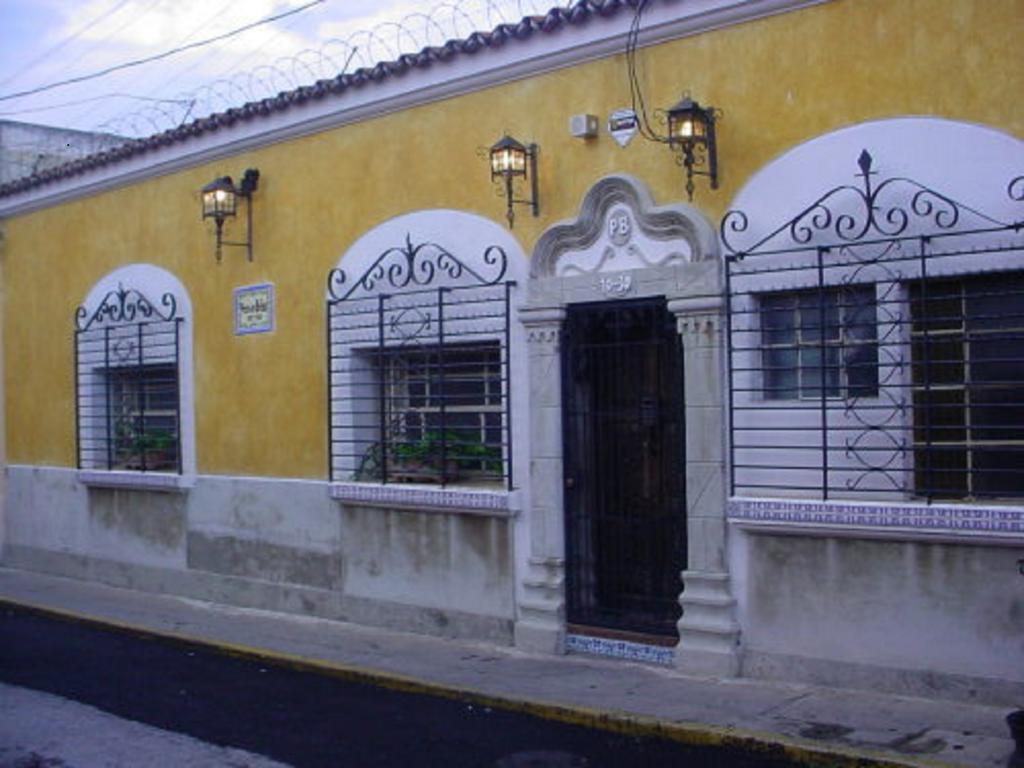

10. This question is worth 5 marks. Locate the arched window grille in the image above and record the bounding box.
[723,150,1024,502]
[327,236,515,490]
[75,285,183,474]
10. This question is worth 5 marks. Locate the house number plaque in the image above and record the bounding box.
[598,274,634,297]
[234,283,275,335]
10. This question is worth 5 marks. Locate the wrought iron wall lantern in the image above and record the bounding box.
[201,168,260,262]
[488,135,538,228]
[666,96,718,202]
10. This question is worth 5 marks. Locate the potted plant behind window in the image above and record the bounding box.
[115,420,176,471]
[354,431,502,484]
[391,430,460,484]
[139,428,176,471]
[393,430,503,484]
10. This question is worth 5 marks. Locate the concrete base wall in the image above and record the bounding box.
[732,530,1024,705]
[2,466,514,643]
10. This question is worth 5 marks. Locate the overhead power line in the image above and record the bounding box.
[0,0,138,88]
[0,93,192,118]
[0,0,327,104]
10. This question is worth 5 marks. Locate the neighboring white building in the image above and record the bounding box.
[0,120,121,185]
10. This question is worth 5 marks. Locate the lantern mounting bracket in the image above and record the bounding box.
[665,96,719,202]
[201,168,260,262]
[487,135,539,229]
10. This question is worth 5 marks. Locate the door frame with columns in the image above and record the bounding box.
[514,174,740,675]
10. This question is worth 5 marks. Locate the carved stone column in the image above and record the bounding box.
[514,305,567,654]
[668,295,741,676]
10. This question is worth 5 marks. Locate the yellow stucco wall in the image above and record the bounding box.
[3,0,1021,477]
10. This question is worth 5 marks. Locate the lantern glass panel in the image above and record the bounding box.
[669,111,707,143]
[490,135,529,177]
[201,179,237,219]
[491,146,526,176]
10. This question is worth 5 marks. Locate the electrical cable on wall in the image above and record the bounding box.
[626,0,667,144]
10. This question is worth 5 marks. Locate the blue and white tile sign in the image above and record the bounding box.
[234,283,275,335]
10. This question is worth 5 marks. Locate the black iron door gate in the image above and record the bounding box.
[562,298,686,639]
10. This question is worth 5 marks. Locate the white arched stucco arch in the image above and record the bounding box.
[324,208,532,642]
[725,116,1023,248]
[720,117,1024,699]
[327,209,530,297]
[76,263,196,487]
[325,209,531,488]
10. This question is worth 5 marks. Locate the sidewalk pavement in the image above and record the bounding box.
[0,567,1015,768]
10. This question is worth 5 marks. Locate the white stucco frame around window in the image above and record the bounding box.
[75,264,196,492]
[516,174,741,676]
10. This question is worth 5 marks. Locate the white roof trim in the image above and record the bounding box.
[0,0,827,218]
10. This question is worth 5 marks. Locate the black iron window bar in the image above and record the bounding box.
[74,285,183,474]
[327,237,515,490]
[722,150,1024,502]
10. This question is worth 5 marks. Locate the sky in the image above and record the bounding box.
[0,0,566,139]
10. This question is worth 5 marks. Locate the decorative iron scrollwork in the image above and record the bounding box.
[724,147,1024,503]
[326,234,509,302]
[75,284,178,331]
[722,150,1020,257]
[1009,175,1024,202]
[388,307,432,343]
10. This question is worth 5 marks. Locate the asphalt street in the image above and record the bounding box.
[0,605,814,768]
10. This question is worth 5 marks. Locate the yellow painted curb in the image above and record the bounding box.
[0,597,964,768]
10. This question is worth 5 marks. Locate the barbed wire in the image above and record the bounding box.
[96,0,572,138]
[1,0,575,183]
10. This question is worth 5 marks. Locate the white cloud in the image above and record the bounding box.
[51,0,318,70]
[0,0,568,134]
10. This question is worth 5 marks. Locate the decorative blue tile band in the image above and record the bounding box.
[329,481,515,517]
[728,497,1024,535]
[566,634,674,666]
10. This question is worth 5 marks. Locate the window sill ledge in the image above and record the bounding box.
[728,496,1024,544]
[78,470,193,493]
[329,481,519,517]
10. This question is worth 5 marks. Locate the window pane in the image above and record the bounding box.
[762,295,796,346]
[408,380,427,407]
[972,447,1024,498]
[913,388,966,444]
[970,334,1024,385]
[484,412,502,448]
[823,346,840,396]
[380,341,504,483]
[487,371,502,405]
[970,385,1024,442]
[966,276,1024,332]
[444,411,483,429]
[915,443,967,498]
[910,279,961,333]
[799,292,839,342]
[911,337,964,386]
[845,342,879,397]
[799,347,839,398]
[764,347,798,399]
[445,376,487,403]
[146,380,177,411]
[106,363,179,472]
[800,347,821,397]
[761,288,879,401]
[843,288,878,343]
[908,272,1024,500]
